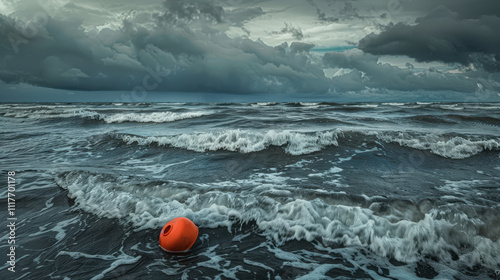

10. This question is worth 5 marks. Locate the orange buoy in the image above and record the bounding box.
[159,217,198,253]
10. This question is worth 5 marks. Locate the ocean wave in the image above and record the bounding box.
[344,104,379,108]
[1,108,213,123]
[117,128,500,158]
[299,102,320,106]
[250,102,277,107]
[376,132,500,159]
[295,102,328,108]
[2,109,77,119]
[381,103,406,106]
[119,129,340,155]
[56,171,500,270]
[406,115,458,124]
[432,104,464,111]
[75,110,214,123]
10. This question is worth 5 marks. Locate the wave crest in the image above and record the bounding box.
[119,129,340,155]
[376,132,500,159]
[56,171,500,270]
[75,110,213,123]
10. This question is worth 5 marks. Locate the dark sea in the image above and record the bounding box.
[1,102,499,279]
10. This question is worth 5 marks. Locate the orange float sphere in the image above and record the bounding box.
[159,217,198,253]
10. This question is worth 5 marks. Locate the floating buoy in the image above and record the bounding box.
[159,217,198,253]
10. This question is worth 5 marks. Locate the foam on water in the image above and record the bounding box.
[119,129,340,155]
[297,102,326,108]
[382,103,406,106]
[299,102,320,106]
[434,104,465,111]
[1,107,213,123]
[77,110,214,123]
[2,109,77,119]
[57,250,141,280]
[118,127,500,158]
[376,132,500,159]
[250,102,277,107]
[56,171,500,271]
[3,102,499,278]
[30,217,80,242]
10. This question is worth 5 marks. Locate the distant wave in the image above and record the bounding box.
[1,108,213,123]
[75,110,214,123]
[299,102,320,106]
[376,132,500,159]
[250,102,277,107]
[2,109,76,119]
[406,115,458,124]
[381,102,406,106]
[119,129,340,155]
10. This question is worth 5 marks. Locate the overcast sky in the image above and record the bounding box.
[1,0,499,102]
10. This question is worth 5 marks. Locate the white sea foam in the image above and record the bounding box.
[120,128,499,158]
[251,102,277,107]
[2,108,213,123]
[29,217,80,242]
[299,102,320,106]
[120,129,340,155]
[464,105,500,110]
[56,171,500,270]
[376,132,500,159]
[243,259,274,272]
[436,180,493,201]
[77,110,213,123]
[345,104,379,108]
[285,159,314,168]
[382,103,406,106]
[434,104,464,111]
[57,250,141,280]
[3,109,76,119]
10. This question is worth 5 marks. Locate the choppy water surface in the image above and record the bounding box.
[1,102,499,279]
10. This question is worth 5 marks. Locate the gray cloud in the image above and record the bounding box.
[322,49,500,92]
[307,0,361,22]
[270,23,304,40]
[155,0,225,24]
[405,0,500,19]
[290,42,315,54]
[227,7,265,28]
[1,0,499,97]
[359,3,500,72]
[0,12,329,93]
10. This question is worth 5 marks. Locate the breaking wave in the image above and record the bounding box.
[376,132,500,159]
[55,171,500,270]
[117,128,500,159]
[1,108,213,123]
[75,110,214,123]
[119,129,340,155]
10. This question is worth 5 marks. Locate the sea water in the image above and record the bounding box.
[0,102,499,279]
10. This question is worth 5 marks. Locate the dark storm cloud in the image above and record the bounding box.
[405,0,500,19]
[270,23,304,40]
[224,7,265,27]
[290,42,315,54]
[154,0,265,27]
[322,49,499,92]
[156,0,225,24]
[1,0,499,96]
[306,0,361,23]
[0,12,329,93]
[359,2,500,72]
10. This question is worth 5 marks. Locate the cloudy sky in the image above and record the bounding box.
[1,0,500,102]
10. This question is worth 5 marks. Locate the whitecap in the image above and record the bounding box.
[120,129,341,155]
